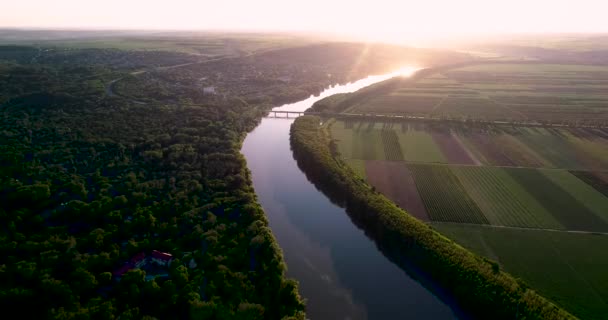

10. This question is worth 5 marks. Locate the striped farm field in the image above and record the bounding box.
[380,129,404,160]
[408,164,488,224]
[431,131,477,165]
[432,223,608,320]
[331,120,608,171]
[540,169,608,224]
[514,127,584,169]
[506,168,608,232]
[457,132,516,166]
[563,132,608,170]
[365,160,429,221]
[450,166,563,229]
[570,171,608,197]
[491,134,551,167]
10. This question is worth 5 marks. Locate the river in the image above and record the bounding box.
[241,68,460,320]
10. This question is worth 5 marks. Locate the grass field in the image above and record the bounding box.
[350,63,608,123]
[432,223,608,320]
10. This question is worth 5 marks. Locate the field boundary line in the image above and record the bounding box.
[430,221,608,236]
[431,95,448,112]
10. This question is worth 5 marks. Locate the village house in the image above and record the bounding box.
[151,250,174,266]
[131,252,146,268]
[112,250,174,280]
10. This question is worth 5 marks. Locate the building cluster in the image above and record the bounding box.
[113,250,174,279]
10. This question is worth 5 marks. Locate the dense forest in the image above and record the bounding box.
[0,46,304,319]
[289,116,575,320]
[0,42,470,319]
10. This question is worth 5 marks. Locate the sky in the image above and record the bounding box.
[3,0,608,42]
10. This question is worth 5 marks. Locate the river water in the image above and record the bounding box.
[241,68,459,320]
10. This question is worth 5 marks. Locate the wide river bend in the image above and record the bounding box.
[241,68,460,320]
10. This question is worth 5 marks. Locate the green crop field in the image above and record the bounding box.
[380,129,404,160]
[570,171,608,197]
[563,132,608,170]
[408,164,488,224]
[331,119,608,170]
[350,62,608,123]
[540,169,608,224]
[330,123,355,158]
[328,61,608,320]
[398,124,446,163]
[432,223,608,320]
[506,168,608,232]
[352,129,384,160]
[514,128,585,169]
[450,166,563,229]
[330,120,447,163]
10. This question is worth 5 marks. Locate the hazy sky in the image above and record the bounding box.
[3,0,608,41]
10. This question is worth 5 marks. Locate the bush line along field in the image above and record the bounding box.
[290,116,574,320]
[323,62,608,318]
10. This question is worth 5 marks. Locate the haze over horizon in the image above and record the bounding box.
[3,0,608,43]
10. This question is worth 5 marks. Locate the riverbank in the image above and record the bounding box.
[289,115,575,320]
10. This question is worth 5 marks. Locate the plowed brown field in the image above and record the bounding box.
[365,160,429,221]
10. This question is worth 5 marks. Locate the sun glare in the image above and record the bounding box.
[394,66,420,77]
[3,0,608,38]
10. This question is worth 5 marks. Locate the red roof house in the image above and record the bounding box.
[151,250,173,266]
[130,252,147,268]
[113,264,134,277]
